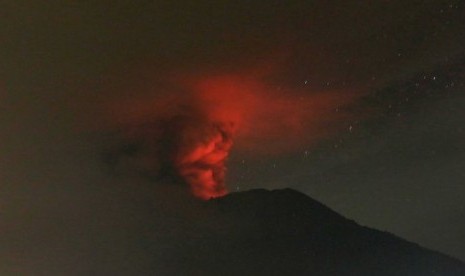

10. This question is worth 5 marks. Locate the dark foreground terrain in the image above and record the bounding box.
[165,188,465,275]
[3,187,464,275]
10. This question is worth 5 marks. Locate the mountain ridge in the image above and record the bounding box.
[176,188,465,275]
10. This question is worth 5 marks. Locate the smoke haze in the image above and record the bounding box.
[100,69,362,198]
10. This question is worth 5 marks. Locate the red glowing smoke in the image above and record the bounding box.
[104,70,361,200]
[173,121,233,199]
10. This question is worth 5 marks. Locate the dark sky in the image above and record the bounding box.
[1,0,465,270]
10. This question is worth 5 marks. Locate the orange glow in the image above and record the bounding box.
[173,122,233,199]
[105,69,362,200]
[190,73,358,155]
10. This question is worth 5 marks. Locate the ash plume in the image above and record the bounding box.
[104,72,362,199]
[166,113,235,199]
[106,96,236,199]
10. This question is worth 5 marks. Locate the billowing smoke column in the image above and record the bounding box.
[106,75,248,200]
[166,76,248,199]
[106,72,361,200]
[171,119,235,199]
[169,75,265,199]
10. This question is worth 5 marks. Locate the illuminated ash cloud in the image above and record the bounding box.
[106,77,242,200]
[106,71,362,200]
[169,116,235,199]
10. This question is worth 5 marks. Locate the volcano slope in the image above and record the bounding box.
[167,188,465,276]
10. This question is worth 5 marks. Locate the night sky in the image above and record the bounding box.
[1,0,465,271]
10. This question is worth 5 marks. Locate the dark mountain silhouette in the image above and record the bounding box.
[167,188,465,275]
[6,187,464,275]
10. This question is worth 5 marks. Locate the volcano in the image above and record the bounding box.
[168,188,465,275]
[7,187,464,275]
